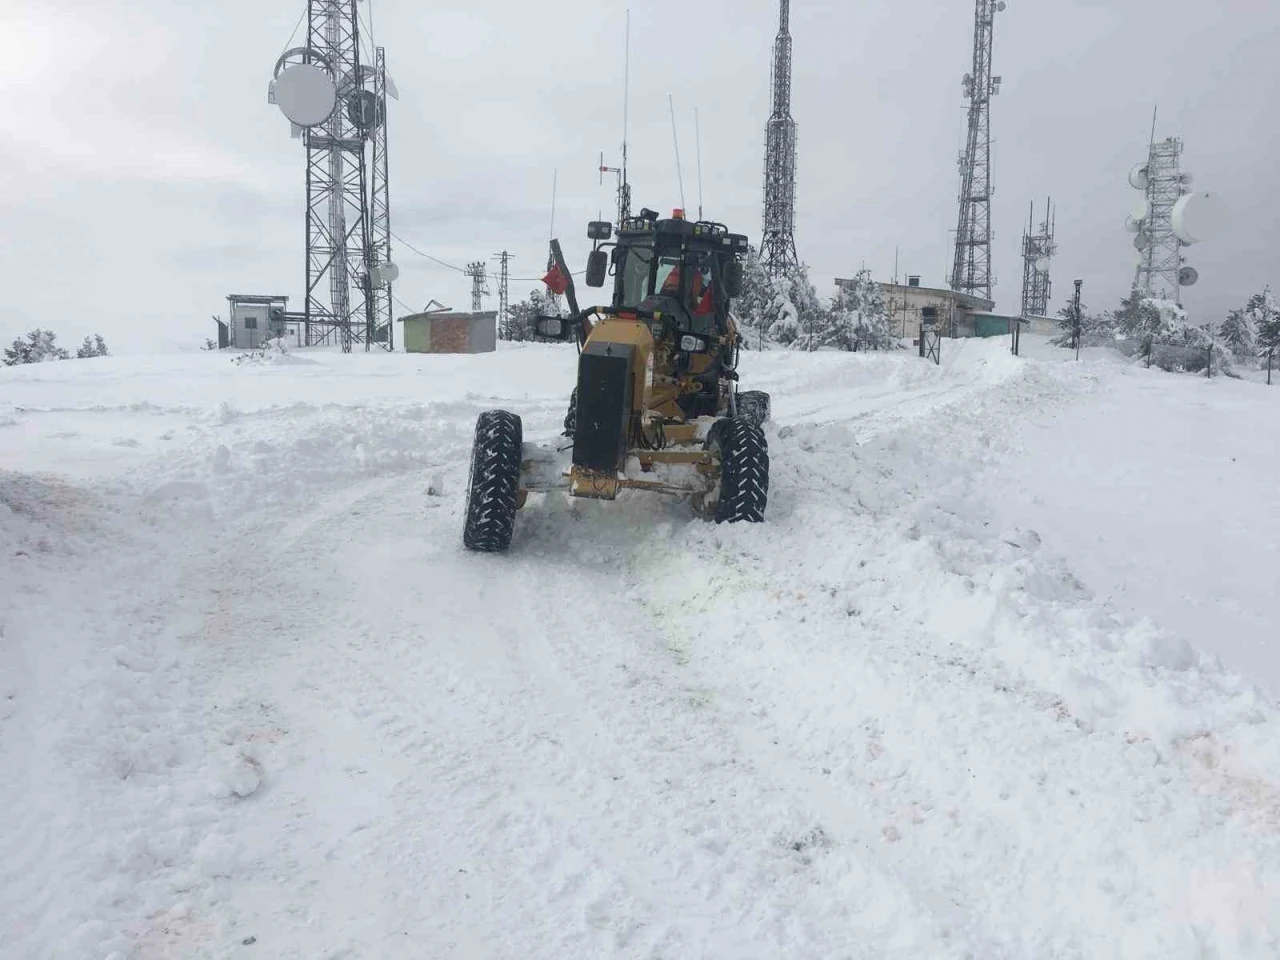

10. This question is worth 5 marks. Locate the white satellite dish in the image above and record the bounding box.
[273,63,337,127]
[1128,163,1149,191]
[1034,257,1051,272]
[1171,191,1224,245]
[1179,266,1199,287]
[1124,215,1141,233]
[371,262,400,288]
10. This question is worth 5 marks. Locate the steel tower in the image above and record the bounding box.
[293,1,395,351]
[1132,137,1185,303]
[1020,199,1055,318]
[760,0,799,277]
[950,0,1006,302]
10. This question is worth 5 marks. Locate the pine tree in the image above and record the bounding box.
[75,334,110,359]
[1246,288,1279,353]
[1113,291,1169,340]
[4,329,69,365]
[732,250,775,349]
[826,269,894,350]
[1218,306,1256,362]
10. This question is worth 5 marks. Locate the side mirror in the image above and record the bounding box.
[585,250,608,288]
[724,261,744,299]
[534,315,569,339]
[587,221,613,241]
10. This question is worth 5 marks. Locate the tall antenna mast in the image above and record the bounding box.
[950,0,1007,302]
[622,9,630,219]
[598,12,633,225]
[269,0,397,352]
[695,107,704,220]
[1020,197,1055,317]
[668,94,686,212]
[760,0,799,277]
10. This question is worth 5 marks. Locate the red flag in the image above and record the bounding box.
[542,262,569,296]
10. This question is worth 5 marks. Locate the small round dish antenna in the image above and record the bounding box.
[1133,233,1150,251]
[1034,257,1051,272]
[1178,266,1199,287]
[274,63,337,127]
[995,1,1007,11]
[1171,191,1224,245]
[370,262,400,288]
[1123,215,1141,233]
[1128,163,1149,191]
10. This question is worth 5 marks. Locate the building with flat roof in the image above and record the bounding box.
[837,275,996,339]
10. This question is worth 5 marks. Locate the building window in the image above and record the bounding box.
[244,317,258,329]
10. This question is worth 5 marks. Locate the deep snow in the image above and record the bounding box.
[2,337,1278,959]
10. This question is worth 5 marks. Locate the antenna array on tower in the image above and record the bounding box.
[1020,199,1055,318]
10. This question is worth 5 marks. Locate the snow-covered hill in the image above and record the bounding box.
[2,338,1278,959]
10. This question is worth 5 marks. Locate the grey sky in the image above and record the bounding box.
[2,0,1277,352]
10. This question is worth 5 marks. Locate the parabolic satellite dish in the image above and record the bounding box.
[1035,257,1051,272]
[1124,215,1141,233]
[1129,162,1149,191]
[1171,191,1224,245]
[274,63,337,127]
[371,262,400,288]
[1133,232,1150,251]
[1179,266,1199,287]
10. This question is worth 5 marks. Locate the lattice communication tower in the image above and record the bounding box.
[760,0,799,277]
[950,0,1007,302]
[1020,199,1055,318]
[269,0,397,351]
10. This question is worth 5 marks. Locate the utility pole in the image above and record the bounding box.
[1072,278,1083,361]
[493,251,512,339]
[466,261,489,313]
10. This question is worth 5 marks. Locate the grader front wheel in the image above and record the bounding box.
[707,417,769,523]
[463,410,523,552]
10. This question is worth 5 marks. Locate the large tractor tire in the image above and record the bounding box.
[562,387,578,437]
[463,410,523,552]
[737,390,771,428]
[707,416,769,524]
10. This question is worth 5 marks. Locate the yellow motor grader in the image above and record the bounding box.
[463,207,771,552]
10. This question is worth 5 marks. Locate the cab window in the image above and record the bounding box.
[619,244,654,307]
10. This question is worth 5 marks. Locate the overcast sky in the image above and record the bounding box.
[2,0,1277,352]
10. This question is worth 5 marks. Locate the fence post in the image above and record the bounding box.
[1207,343,1213,379]
[1268,348,1274,386]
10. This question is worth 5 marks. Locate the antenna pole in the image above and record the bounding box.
[668,94,686,212]
[695,106,704,220]
[549,168,558,240]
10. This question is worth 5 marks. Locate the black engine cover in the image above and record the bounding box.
[573,342,635,473]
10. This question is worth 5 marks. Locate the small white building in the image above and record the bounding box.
[222,295,295,349]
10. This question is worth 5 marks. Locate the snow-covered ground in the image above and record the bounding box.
[2,336,1278,959]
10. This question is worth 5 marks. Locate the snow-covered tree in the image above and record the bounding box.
[505,288,564,342]
[1244,288,1279,354]
[825,269,895,350]
[1112,290,1176,340]
[731,250,776,349]
[75,334,109,359]
[3,329,70,365]
[1218,306,1256,362]
[1053,300,1115,347]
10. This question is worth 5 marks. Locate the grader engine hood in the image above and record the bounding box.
[572,340,636,475]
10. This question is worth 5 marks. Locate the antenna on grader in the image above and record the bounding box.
[668,94,686,213]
